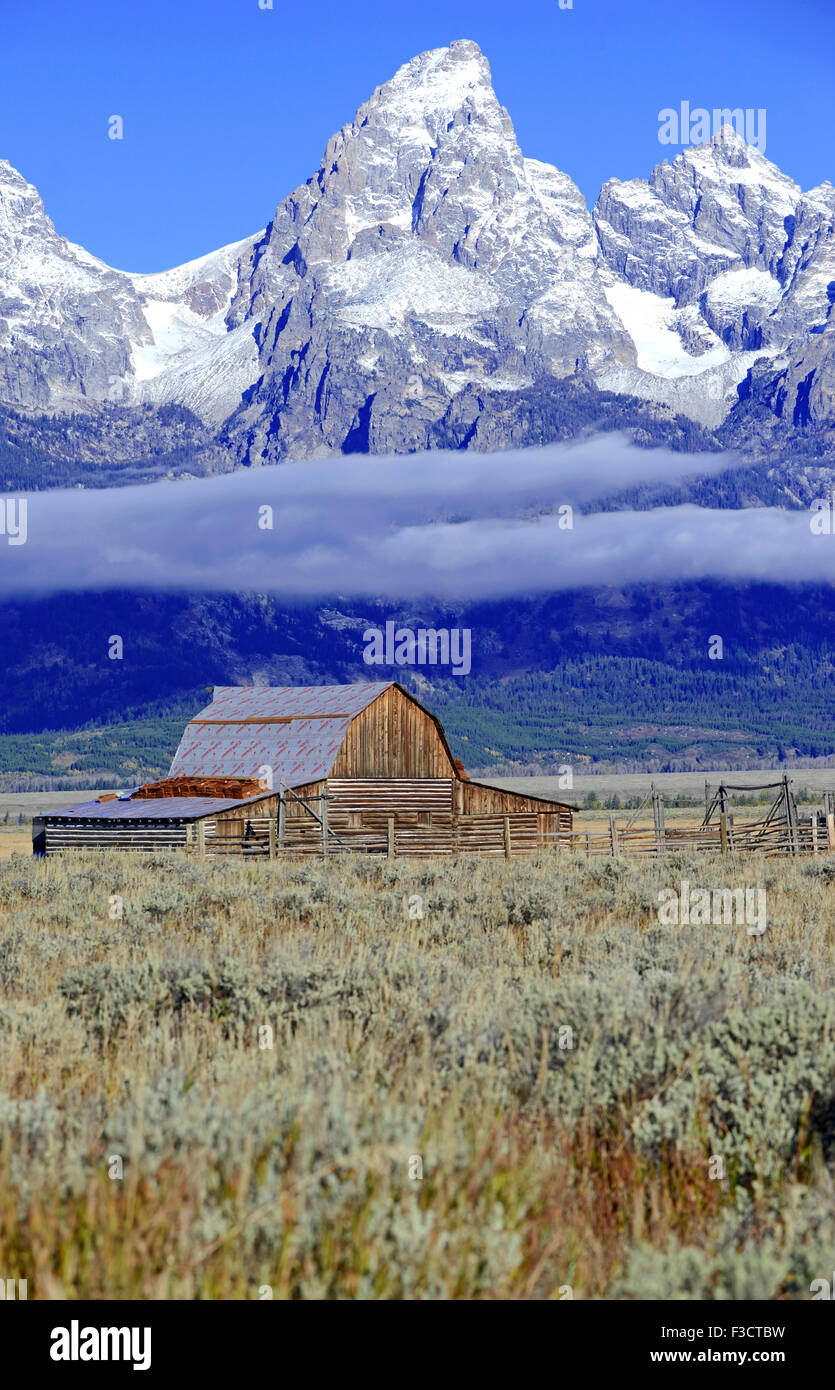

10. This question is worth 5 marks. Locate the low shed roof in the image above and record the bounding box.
[44,795,252,821]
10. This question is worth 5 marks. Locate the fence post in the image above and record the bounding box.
[503,816,511,860]
[652,787,666,856]
[719,788,729,854]
[321,789,329,857]
[196,821,206,860]
[387,817,395,859]
[186,824,193,854]
[609,814,618,856]
[812,814,819,857]
[826,793,835,850]
[784,775,798,856]
[269,820,277,860]
[278,785,286,849]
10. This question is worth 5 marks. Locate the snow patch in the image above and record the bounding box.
[604,282,729,378]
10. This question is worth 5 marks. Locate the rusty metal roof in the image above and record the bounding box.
[168,683,394,786]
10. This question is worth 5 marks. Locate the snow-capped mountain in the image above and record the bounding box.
[0,38,832,472]
[0,156,262,425]
[594,128,835,427]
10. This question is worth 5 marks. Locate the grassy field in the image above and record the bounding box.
[1,847,834,1299]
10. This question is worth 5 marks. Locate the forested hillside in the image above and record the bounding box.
[1,582,834,787]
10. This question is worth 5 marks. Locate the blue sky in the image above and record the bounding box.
[3,0,833,272]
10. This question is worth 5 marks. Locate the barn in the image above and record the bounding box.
[33,682,575,858]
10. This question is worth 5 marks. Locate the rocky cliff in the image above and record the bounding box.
[0,40,832,476]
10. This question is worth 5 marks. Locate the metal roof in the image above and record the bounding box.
[46,796,252,821]
[193,683,394,721]
[169,717,352,786]
[168,683,395,785]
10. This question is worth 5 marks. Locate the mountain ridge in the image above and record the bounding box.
[1,39,833,480]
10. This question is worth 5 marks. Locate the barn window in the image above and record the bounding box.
[417,811,431,826]
[347,811,362,828]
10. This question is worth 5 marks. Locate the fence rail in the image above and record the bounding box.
[42,777,835,862]
[182,807,835,863]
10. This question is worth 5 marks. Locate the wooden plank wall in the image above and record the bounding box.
[201,781,563,859]
[41,820,193,854]
[326,778,455,852]
[331,687,456,778]
[461,781,573,839]
[211,782,324,836]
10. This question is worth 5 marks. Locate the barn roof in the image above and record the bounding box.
[192,683,394,721]
[44,795,252,821]
[168,682,396,786]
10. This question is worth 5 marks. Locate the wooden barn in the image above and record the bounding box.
[33,682,575,858]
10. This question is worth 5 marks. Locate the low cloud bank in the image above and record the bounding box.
[0,440,829,599]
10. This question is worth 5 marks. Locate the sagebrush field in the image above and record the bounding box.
[1,848,835,1299]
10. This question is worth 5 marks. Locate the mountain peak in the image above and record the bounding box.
[710,123,748,150]
[383,38,491,94]
[361,39,501,142]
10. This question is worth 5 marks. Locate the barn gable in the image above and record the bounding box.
[167,681,457,786]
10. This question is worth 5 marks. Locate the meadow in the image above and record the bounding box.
[1,847,834,1300]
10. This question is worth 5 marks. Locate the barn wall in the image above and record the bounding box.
[461,781,573,834]
[38,818,191,854]
[330,686,456,779]
[211,782,325,836]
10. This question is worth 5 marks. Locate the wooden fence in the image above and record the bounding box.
[184,777,835,862]
[183,813,835,862]
[185,812,568,860]
[40,777,835,862]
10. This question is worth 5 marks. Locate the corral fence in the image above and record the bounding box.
[186,810,554,860]
[182,776,835,862]
[560,777,835,860]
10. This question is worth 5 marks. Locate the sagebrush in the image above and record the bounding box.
[1,849,834,1299]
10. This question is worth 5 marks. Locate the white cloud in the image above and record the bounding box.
[0,439,827,599]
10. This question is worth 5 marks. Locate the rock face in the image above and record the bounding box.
[223,39,633,463]
[0,158,262,424]
[0,161,150,408]
[0,40,832,467]
[593,129,835,429]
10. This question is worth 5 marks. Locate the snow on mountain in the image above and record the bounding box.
[127,234,262,424]
[220,38,633,463]
[0,42,832,456]
[0,159,149,408]
[593,126,833,426]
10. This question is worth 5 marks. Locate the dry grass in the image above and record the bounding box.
[1,847,834,1299]
[0,833,33,859]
